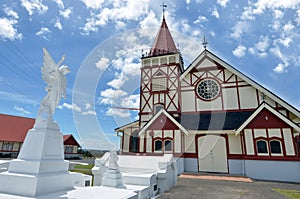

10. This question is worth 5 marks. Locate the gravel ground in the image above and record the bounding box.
[158,176,300,199]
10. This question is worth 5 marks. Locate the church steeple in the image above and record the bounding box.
[149,8,178,57]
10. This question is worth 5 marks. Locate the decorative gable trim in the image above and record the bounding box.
[139,109,189,136]
[181,49,300,118]
[235,103,300,135]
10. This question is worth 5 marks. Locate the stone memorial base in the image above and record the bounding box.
[102,169,125,188]
[0,121,74,197]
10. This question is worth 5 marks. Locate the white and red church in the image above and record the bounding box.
[115,15,300,183]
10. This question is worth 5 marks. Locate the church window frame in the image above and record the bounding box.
[164,139,173,152]
[256,140,268,155]
[154,140,163,152]
[269,140,282,155]
[129,130,139,153]
[196,78,220,101]
[153,137,174,153]
[154,103,164,114]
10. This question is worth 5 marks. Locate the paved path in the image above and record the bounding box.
[158,175,300,199]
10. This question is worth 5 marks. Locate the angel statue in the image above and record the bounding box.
[35,48,70,128]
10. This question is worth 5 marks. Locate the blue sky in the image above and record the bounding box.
[1,0,300,150]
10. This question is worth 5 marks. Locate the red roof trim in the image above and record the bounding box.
[149,18,178,56]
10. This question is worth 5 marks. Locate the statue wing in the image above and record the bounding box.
[41,48,59,91]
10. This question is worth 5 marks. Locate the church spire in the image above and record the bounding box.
[148,4,178,57]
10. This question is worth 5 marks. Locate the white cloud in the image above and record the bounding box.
[273,9,284,19]
[54,19,62,30]
[121,62,140,76]
[241,6,255,20]
[95,57,110,70]
[230,21,249,39]
[283,21,295,33]
[36,27,50,39]
[106,108,130,118]
[296,10,300,25]
[247,36,269,58]
[82,103,96,115]
[217,0,229,8]
[186,0,191,9]
[211,8,220,18]
[59,8,72,19]
[58,102,82,112]
[270,47,289,73]
[81,1,149,34]
[278,37,292,47]
[255,36,269,51]
[100,89,127,102]
[232,45,247,58]
[271,20,281,31]
[253,0,300,15]
[53,0,64,9]
[81,0,105,9]
[193,16,207,24]
[242,0,300,21]
[0,18,23,41]
[121,94,139,109]
[107,75,127,89]
[21,0,48,16]
[82,110,96,115]
[14,106,31,115]
[273,63,287,73]
[58,102,96,115]
[85,103,92,110]
[181,19,191,33]
[3,7,19,19]
[139,11,159,29]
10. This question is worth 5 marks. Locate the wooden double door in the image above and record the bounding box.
[197,135,228,173]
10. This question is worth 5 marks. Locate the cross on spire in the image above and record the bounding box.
[161,3,167,18]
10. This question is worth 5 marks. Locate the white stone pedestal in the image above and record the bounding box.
[0,121,74,197]
[101,150,125,189]
[102,169,125,188]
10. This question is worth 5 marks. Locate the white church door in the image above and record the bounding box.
[197,135,228,173]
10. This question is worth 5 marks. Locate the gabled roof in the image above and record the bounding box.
[236,103,300,134]
[63,134,80,146]
[115,120,139,132]
[181,49,300,119]
[149,17,178,57]
[0,114,35,142]
[139,109,189,136]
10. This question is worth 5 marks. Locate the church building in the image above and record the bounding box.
[115,14,300,183]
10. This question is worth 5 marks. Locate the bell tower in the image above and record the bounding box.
[139,7,184,127]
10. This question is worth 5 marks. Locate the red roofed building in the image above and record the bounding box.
[0,114,80,158]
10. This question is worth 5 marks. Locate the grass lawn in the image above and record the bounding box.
[273,188,300,199]
[70,164,94,175]
[74,164,94,170]
[70,169,92,175]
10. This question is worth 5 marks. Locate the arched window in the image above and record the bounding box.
[154,140,162,152]
[154,103,164,114]
[256,140,268,154]
[270,140,282,154]
[129,131,139,153]
[164,140,172,152]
